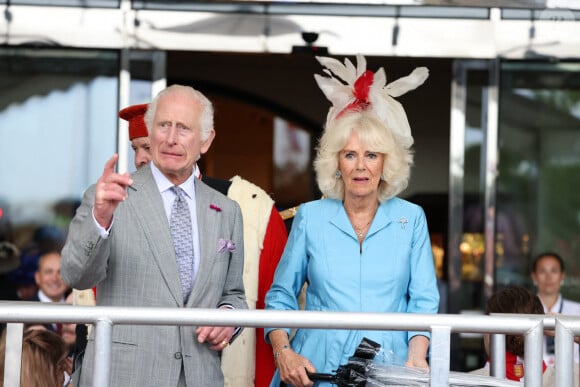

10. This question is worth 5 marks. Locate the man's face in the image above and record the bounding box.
[150,90,215,185]
[34,252,67,302]
[131,136,151,169]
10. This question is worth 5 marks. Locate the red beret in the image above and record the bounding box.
[119,103,149,140]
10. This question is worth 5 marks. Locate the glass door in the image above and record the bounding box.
[497,61,580,298]
[449,59,499,371]
[448,59,580,371]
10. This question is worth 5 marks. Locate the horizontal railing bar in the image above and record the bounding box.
[0,302,550,334]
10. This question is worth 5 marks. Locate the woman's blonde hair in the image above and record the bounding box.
[314,110,413,202]
[1,328,68,387]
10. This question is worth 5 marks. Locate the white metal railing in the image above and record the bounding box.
[1,301,578,387]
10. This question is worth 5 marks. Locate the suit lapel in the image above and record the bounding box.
[329,200,357,239]
[187,178,219,306]
[128,165,183,306]
[367,201,394,237]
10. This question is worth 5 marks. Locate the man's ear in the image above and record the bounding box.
[200,129,216,155]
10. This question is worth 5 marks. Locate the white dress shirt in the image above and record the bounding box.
[541,293,580,365]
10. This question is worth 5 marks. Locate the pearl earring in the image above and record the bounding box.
[335,170,342,179]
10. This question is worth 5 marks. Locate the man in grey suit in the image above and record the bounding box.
[61,84,247,387]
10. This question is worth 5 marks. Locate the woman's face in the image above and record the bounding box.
[532,256,565,297]
[338,131,385,201]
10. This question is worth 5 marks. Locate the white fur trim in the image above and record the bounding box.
[221,176,274,387]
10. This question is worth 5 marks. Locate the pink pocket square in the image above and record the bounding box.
[217,239,236,253]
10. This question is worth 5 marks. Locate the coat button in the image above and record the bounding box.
[174,352,182,359]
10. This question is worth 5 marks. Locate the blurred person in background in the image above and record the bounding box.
[531,251,580,366]
[471,285,579,386]
[1,224,65,302]
[29,251,68,303]
[0,328,69,387]
[119,103,151,169]
[25,251,69,333]
[0,240,21,298]
[1,252,39,301]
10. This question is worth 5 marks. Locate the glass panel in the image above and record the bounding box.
[461,69,489,311]
[0,48,119,282]
[502,8,580,20]
[131,1,489,18]
[10,0,119,7]
[498,62,580,299]
[449,61,491,372]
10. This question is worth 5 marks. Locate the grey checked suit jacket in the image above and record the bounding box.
[61,164,247,387]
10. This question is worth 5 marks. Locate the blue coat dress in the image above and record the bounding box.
[265,197,440,386]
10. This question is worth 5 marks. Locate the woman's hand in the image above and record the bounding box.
[276,348,316,387]
[405,356,429,369]
[269,329,316,387]
[405,335,430,370]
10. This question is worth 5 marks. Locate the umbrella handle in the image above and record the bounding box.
[279,371,335,386]
[306,370,336,381]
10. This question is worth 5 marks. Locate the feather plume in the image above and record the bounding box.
[314,74,352,109]
[316,56,356,84]
[355,54,366,78]
[384,67,429,98]
[344,58,357,83]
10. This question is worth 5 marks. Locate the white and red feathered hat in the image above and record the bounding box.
[314,55,428,149]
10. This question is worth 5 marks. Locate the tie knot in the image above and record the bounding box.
[171,186,185,201]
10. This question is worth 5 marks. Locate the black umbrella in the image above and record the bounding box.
[306,337,381,387]
[285,337,519,387]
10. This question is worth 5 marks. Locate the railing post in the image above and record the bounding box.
[430,325,451,387]
[3,323,24,387]
[523,320,543,387]
[555,318,574,387]
[93,318,114,387]
[489,333,506,378]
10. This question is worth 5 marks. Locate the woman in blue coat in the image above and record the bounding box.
[265,55,440,387]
